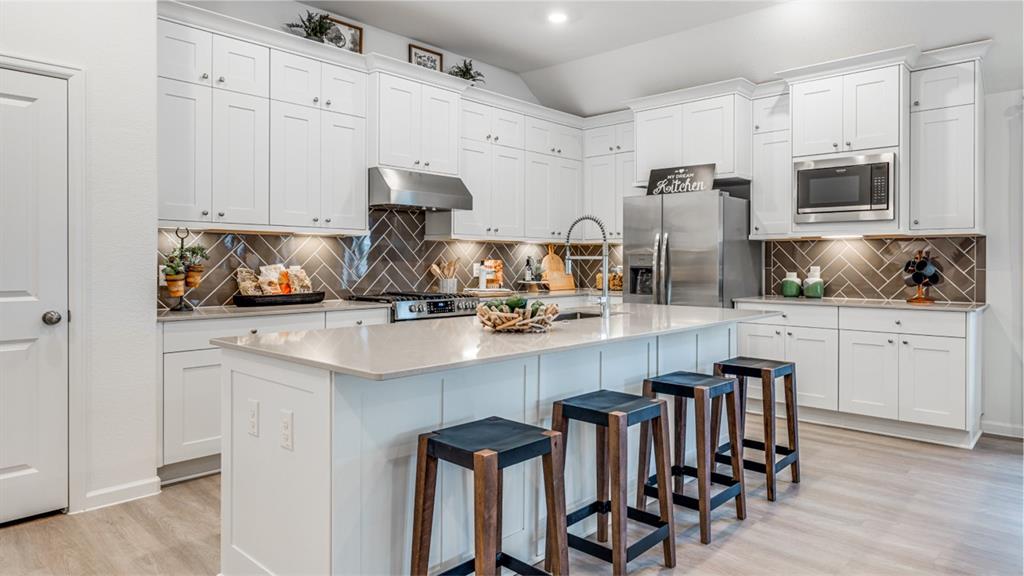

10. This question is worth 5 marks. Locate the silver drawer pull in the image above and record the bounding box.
[250,329,258,334]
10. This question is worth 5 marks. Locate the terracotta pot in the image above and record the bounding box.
[185,264,204,288]
[165,273,186,297]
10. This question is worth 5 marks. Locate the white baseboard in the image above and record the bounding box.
[981,419,1024,439]
[71,476,162,514]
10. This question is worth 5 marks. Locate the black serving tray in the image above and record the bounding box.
[232,291,326,307]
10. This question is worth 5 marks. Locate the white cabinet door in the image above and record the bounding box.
[613,152,637,239]
[584,125,616,157]
[270,101,321,227]
[452,139,491,237]
[750,131,792,235]
[524,152,555,240]
[490,146,525,238]
[910,105,975,230]
[736,323,786,401]
[321,111,367,232]
[158,20,211,85]
[584,155,616,240]
[321,63,366,117]
[554,125,583,160]
[843,66,899,151]
[634,105,682,184]
[460,99,491,143]
[163,349,222,465]
[791,76,843,156]
[553,158,582,237]
[270,50,321,108]
[839,331,899,419]
[420,85,460,175]
[898,335,966,429]
[378,74,421,169]
[615,123,635,153]
[753,94,789,133]
[158,78,212,222]
[491,108,524,149]
[212,35,269,98]
[682,94,735,175]
[524,116,556,155]
[911,62,975,112]
[784,326,838,410]
[212,90,269,225]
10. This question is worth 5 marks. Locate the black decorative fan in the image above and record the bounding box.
[902,250,942,304]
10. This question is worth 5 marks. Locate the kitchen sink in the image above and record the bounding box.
[553,311,623,321]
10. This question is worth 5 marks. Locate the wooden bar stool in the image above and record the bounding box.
[549,390,675,575]
[635,371,746,544]
[411,416,569,576]
[712,357,801,502]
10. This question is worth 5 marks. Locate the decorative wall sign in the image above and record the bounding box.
[409,44,443,71]
[646,164,716,196]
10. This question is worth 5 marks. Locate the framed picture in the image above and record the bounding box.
[409,44,443,72]
[325,17,363,53]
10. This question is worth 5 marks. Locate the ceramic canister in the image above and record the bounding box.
[803,266,824,298]
[781,272,801,297]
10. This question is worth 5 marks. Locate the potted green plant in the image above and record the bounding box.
[177,245,209,288]
[447,59,485,84]
[163,257,186,297]
[285,10,333,42]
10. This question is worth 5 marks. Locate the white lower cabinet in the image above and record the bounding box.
[736,323,785,403]
[738,323,838,409]
[163,349,222,464]
[898,334,967,429]
[839,330,899,419]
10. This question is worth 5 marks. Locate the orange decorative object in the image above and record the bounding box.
[484,259,504,288]
[278,270,292,294]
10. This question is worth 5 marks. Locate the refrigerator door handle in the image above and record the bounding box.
[661,233,671,305]
[652,233,661,304]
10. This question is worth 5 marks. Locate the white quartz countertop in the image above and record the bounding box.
[212,303,778,381]
[156,299,392,322]
[734,295,987,312]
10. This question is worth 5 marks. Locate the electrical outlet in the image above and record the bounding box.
[158,265,167,286]
[247,399,259,437]
[280,409,294,450]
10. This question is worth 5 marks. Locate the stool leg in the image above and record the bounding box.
[608,411,629,575]
[495,470,503,555]
[596,424,609,542]
[710,395,723,466]
[545,401,568,571]
[542,431,569,576]
[635,379,653,510]
[693,387,712,544]
[673,395,687,494]
[784,371,801,483]
[652,401,677,568]
[725,389,746,520]
[473,449,499,576]
[411,433,438,576]
[761,369,777,502]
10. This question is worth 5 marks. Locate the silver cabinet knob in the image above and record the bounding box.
[787,331,793,336]
[557,149,562,153]
[754,225,760,231]
[782,313,788,318]
[887,338,894,344]
[42,310,62,325]
[550,147,556,152]
[414,160,421,165]
[218,211,225,217]
[325,218,331,223]
[754,125,760,130]
[493,136,499,142]
[201,72,209,80]
[846,141,851,147]
[913,100,920,106]
[609,146,614,151]
[356,320,363,325]
[775,330,781,335]
[313,217,319,223]
[494,228,499,233]
[217,76,225,83]
[424,161,430,166]
[313,96,319,103]
[616,145,621,150]
[832,142,839,148]
[325,99,332,106]
[201,210,209,216]
[913,219,920,225]
[895,320,902,325]
[486,134,492,140]
[486,227,492,232]
[250,329,258,334]
[557,231,563,236]
[902,340,909,345]
[551,231,556,235]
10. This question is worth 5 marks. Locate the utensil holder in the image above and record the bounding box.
[439,278,458,294]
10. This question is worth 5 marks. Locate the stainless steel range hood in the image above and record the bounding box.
[368,167,473,211]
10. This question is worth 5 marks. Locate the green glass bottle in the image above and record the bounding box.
[781,272,801,297]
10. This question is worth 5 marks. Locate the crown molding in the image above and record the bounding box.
[365,52,470,92]
[581,109,633,130]
[625,78,757,112]
[751,80,789,99]
[915,39,992,69]
[463,86,584,127]
[776,44,920,83]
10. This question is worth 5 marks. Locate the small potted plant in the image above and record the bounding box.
[447,59,486,85]
[163,257,186,298]
[285,10,333,42]
[179,245,209,288]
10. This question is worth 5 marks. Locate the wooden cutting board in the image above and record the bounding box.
[541,244,564,276]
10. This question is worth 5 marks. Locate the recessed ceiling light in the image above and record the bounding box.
[547,11,568,24]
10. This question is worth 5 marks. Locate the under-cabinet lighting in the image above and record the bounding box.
[547,11,568,24]
[820,234,864,240]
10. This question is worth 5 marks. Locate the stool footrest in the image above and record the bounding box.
[714,444,798,474]
[565,500,669,564]
[439,552,549,576]
[643,468,742,512]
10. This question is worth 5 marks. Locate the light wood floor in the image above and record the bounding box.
[1,419,1020,575]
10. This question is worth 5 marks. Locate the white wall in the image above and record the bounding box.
[0,1,160,509]
[982,89,1024,438]
[186,0,540,104]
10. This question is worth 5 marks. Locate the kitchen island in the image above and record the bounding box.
[212,303,777,575]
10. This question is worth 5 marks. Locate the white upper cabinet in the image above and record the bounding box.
[583,155,616,239]
[584,125,616,157]
[839,330,899,419]
[452,139,490,237]
[634,105,683,185]
[842,66,900,151]
[419,85,460,174]
[212,35,269,97]
[461,100,524,148]
[321,63,367,117]
[791,76,844,156]
[445,139,524,239]
[489,146,525,238]
[910,104,975,230]
[377,74,421,170]
[615,123,634,153]
[523,152,556,240]
[525,117,582,160]
[321,111,367,232]
[898,335,966,429]
[270,101,321,227]
[751,130,792,236]
[158,78,212,222]
[911,62,974,112]
[158,20,212,85]
[682,94,750,177]
[552,158,582,237]
[753,93,790,133]
[211,90,268,225]
[270,50,322,108]
[614,152,639,238]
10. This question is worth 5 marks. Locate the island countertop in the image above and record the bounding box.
[211,303,779,381]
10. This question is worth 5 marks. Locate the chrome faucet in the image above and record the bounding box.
[564,215,610,318]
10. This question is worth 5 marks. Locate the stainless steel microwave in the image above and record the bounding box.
[794,152,895,223]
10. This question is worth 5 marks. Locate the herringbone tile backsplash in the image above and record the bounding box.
[158,209,622,309]
[765,237,985,303]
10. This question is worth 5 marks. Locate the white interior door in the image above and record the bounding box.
[0,68,69,523]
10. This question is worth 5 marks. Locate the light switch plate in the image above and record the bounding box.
[280,409,294,450]
[247,399,259,437]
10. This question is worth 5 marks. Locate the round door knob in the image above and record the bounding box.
[250,329,258,334]
[325,99,332,106]
[217,76,225,83]
[313,96,319,103]
[313,217,319,223]
[325,218,332,223]
[201,72,209,80]
[201,210,209,216]
[42,310,62,325]
[218,211,225,217]
[913,100,920,106]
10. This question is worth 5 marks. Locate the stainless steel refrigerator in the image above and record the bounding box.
[623,190,761,307]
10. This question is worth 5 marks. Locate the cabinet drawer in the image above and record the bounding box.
[839,307,965,338]
[163,312,324,352]
[325,308,390,328]
[735,302,837,329]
